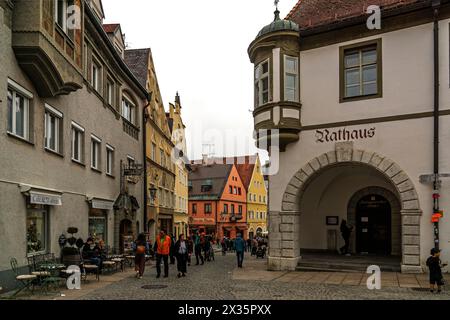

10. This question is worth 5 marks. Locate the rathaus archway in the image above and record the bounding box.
[269,142,423,273]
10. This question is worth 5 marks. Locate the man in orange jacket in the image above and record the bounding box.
[154,230,172,278]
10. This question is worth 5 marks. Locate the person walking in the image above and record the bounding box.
[187,235,194,266]
[339,220,353,256]
[221,237,227,256]
[235,234,246,268]
[427,248,447,293]
[246,238,252,253]
[194,232,204,265]
[132,233,149,279]
[169,233,176,265]
[154,230,171,278]
[174,234,189,278]
[204,235,212,262]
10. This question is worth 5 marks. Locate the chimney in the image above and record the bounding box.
[202,154,208,165]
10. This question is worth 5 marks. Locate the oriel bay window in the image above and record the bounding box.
[7,79,32,141]
[91,135,101,171]
[44,104,63,154]
[55,0,75,39]
[71,121,85,163]
[284,56,299,102]
[340,39,382,102]
[255,60,270,107]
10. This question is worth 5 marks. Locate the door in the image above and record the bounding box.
[356,195,391,255]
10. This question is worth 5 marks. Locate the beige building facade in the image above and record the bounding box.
[249,1,450,273]
[0,0,148,290]
[167,95,190,239]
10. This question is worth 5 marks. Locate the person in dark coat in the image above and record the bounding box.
[194,232,204,265]
[169,233,176,265]
[187,235,194,266]
[132,233,149,279]
[235,234,246,268]
[339,220,353,255]
[174,234,189,278]
[427,248,447,293]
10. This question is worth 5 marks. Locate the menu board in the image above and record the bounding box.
[123,235,134,254]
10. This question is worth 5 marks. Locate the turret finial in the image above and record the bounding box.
[274,0,281,21]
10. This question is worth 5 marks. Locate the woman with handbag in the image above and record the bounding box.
[174,234,189,278]
[133,233,149,279]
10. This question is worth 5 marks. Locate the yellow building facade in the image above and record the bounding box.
[125,48,176,242]
[167,95,190,238]
[247,156,268,238]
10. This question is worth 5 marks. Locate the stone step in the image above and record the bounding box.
[297,261,401,273]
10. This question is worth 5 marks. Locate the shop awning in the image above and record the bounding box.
[20,184,62,206]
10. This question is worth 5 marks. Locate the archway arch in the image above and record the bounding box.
[274,143,422,273]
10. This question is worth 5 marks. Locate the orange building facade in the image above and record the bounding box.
[188,161,247,240]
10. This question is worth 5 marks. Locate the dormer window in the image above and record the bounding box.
[201,180,213,192]
[255,60,270,107]
[284,56,299,102]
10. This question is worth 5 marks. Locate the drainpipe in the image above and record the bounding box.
[432,0,441,250]
[142,94,152,233]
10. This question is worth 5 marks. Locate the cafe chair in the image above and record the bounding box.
[10,257,37,297]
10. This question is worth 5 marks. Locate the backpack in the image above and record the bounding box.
[136,245,146,255]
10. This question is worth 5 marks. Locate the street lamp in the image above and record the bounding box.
[149,187,158,203]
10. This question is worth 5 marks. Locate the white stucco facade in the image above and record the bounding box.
[258,16,450,273]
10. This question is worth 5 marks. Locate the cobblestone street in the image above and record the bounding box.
[49,252,450,301]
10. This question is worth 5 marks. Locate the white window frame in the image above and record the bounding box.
[91,134,101,170]
[106,144,114,176]
[7,79,32,141]
[91,59,101,93]
[284,55,299,102]
[121,95,135,124]
[71,121,84,163]
[255,59,270,107]
[55,0,67,31]
[44,104,63,153]
[106,79,114,106]
[127,155,135,167]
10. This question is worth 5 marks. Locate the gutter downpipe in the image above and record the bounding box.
[432,0,441,251]
[143,93,152,233]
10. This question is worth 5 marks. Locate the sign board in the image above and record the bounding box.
[124,163,143,177]
[420,174,450,184]
[30,192,62,206]
[91,199,114,211]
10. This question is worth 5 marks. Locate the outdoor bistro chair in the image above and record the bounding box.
[10,257,37,297]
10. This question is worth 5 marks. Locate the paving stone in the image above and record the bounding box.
[23,254,448,301]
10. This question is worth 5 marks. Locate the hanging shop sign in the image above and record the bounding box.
[316,127,376,143]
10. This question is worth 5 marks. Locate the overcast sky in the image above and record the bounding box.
[103,0,298,161]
